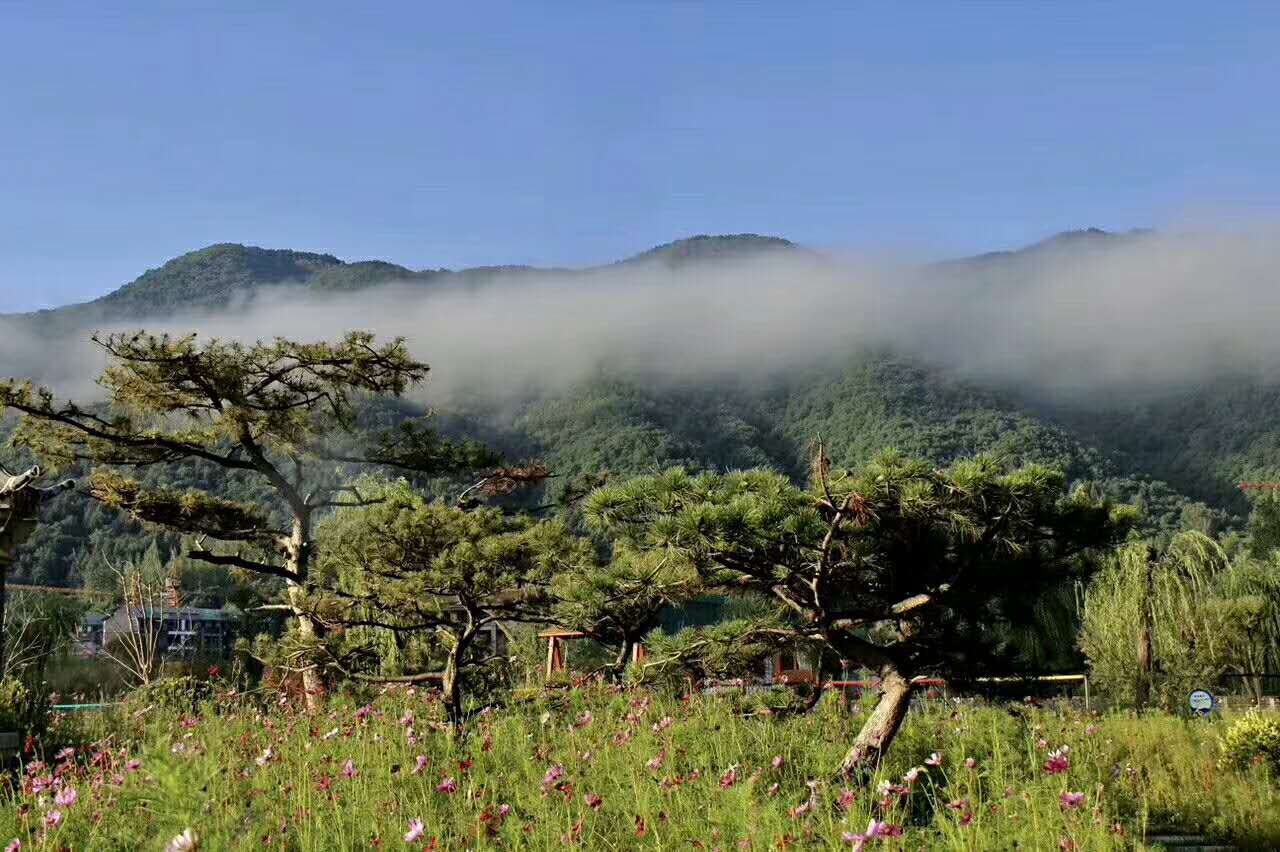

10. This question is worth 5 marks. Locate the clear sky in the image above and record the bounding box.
[2,1,1278,311]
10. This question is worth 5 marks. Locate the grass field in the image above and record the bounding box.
[2,683,1278,850]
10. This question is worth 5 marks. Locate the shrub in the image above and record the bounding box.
[1219,710,1280,772]
[125,676,214,714]
[0,676,51,736]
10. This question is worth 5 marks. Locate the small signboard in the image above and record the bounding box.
[1188,689,1215,717]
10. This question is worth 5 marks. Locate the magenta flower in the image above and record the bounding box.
[646,751,665,771]
[924,752,942,767]
[43,809,63,829]
[126,759,142,771]
[498,804,512,818]
[1043,746,1070,775]
[412,755,428,775]
[54,787,77,808]
[843,819,903,851]
[837,788,856,810]
[541,764,565,789]
[436,776,457,794]
[404,818,425,842]
[719,766,738,789]
[1059,791,1085,809]
[584,792,603,810]
[399,711,414,727]
[341,759,357,779]
[354,704,373,722]
[54,747,75,762]
[5,839,19,852]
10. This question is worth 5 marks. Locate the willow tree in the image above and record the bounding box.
[0,331,491,708]
[584,450,1134,778]
[1081,532,1280,709]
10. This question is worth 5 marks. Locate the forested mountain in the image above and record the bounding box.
[3,230,1276,592]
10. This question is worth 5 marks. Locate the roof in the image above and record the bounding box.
[123,606,239,621]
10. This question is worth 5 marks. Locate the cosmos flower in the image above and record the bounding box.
[584,792,603,810]
[54,787,77,808]
[43,810,63,829]
[164,829,199,852]
[1044,747,1070,775]
[1059,791,1085,809]
[924,752,942,767]
[435,777,457,794]
[404,819,425,843]
[412,755,429,775]
[771,755,785,769]
[541,764,565,788]
[5,839,20,852]
[719,766,738,789]
[964,757,976,769]
[341,759,357,779]
[126,759,142,771]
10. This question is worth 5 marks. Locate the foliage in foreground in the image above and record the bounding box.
[3,686,1279,850]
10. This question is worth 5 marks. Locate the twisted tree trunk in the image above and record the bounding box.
[838,666,914,781]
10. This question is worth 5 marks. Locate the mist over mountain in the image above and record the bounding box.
[5,227,1280,586]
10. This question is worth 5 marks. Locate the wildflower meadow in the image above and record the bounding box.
[2,683,1278,851]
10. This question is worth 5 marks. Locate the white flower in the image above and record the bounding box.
[165,828,199,852]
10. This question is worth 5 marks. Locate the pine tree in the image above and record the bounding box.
[1,331,492,709]
[583,448,1134,778]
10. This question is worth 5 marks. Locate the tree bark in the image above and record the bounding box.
[441,644,465,732]
[838,666,914,781]
[286,512,326,712]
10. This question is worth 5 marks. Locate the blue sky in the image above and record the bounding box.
[2,1,1278,311]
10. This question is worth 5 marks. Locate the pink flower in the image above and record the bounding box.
[924,752,942,767]
[341,759,357,779]
[843,819,902,851]
[719,766,738,789]
[255,748,274,767]
[541,764,565,788]
[54,787,77,807]
[54,747,75,762]
[771,755,784,769]
[964,757,976,769]
[583,792,603,810]
[837,788,856,810]
[1036,738,1049,749]
[126,758,142,771]
[1085,724,1099,736]
[1043,747,1070,775]
[574,711,593,729]
[399,711,414,727]
[646,752,665,771]
[412,755,428,775]
[902,766,925,785]
[498,804,512,818]
[580,751,593,764]
[435,777,457,794]
[43,809,63,829]
[354,704,373,722]
[1059,791,1085,809]
[404,819,425,843]
[5,839,20,852]
[651,716,674,733]
[767,782,780,797]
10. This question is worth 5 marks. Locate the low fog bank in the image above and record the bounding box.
[3,228,1280,409]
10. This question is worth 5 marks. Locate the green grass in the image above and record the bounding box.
[3,686,1278,850]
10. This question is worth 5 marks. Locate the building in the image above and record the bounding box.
[76,605,240,658]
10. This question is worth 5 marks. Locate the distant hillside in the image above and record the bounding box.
[4,227,1274,590]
